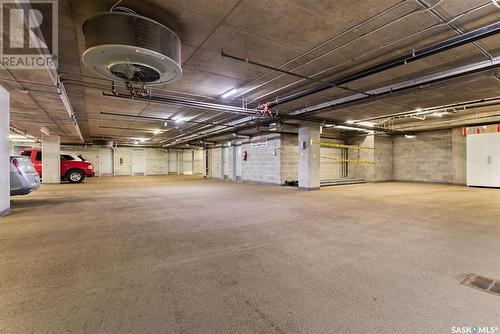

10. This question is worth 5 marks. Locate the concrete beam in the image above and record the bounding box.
[0,86,10,216]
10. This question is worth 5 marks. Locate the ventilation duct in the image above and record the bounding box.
[82,12,182,85]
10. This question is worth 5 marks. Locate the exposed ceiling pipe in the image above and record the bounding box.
[220,49,371,96]
[416,0,493,60]
[357,96,500,123]
[102,91,264,117]
[259,21,500,110]
[100,111,235,129]
[293,57,500,115]
[246,1,492,105]
[230,0,444,99]
[162,111,408,147]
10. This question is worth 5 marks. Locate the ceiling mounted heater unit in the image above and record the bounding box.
[82,12,182,85]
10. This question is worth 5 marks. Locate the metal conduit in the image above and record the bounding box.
[259,21,500,110]
[247,1,493,105]
[232,0,439,99]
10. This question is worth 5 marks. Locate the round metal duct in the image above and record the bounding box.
[82,12,182,85]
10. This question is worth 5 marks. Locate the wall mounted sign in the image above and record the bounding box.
[250,139,268,148]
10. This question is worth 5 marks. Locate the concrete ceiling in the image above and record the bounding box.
[2,0,500,145]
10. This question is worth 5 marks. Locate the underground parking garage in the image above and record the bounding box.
[1,0,500,333]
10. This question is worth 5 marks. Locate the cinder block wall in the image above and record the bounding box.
[280,134,299,183]
[210,147,222,179]
[113,147,134,176]
[393,130,453,183]
[146,149,169,175]
[241,134,281,184]
[347,135,375,181]
[320,138,344,180]
[194,150,204,175]
[374,135,393,182]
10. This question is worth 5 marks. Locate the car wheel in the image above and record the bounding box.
[67,170,85,183]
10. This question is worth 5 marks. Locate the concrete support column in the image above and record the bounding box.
[41,135,60,184]
[0,86,10,216]
[298,123,320,190]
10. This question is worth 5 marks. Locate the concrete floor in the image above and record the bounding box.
[0,176,499,333]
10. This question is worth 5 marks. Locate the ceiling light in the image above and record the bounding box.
[164,121,169,127]
[221,88,238,99]
[153,129,161,135]
[40,127,50,136]
[346,120,355,124]
[432,112,447,117]
[405,134,416,139]
[323,124,335,128]
[134,141,139,145]
[415,107,422,112]
[335,125,367,132]
[357,121,375,127]
[174,118,184,124]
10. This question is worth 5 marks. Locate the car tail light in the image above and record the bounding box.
[12,159,23,173]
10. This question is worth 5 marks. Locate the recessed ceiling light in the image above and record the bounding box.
[221,88,238,99]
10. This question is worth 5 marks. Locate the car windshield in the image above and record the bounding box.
[60,154,75,160]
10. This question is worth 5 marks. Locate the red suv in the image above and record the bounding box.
[20,149,94,183]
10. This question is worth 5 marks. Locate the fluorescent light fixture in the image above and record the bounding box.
[405,134,416,139]
[357,121,375,127]
[153,129,161,135]
[174,118,184,124]
[432,112,447,117]
[346,120,355,124]
[164,121,169,126]
[40,127,50,136]
[335,125,366,131]
[323,124,335,128]
[134,141,139,145]
[269,122,277,131]
[221,88,238,99]
[415,107,422,112]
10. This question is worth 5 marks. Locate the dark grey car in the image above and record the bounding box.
[10,156,41,196]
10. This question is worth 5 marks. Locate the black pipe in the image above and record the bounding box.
[304,62,500,115]
[263,21,500,109]
[221,49,371,96]
[100,111,234,128]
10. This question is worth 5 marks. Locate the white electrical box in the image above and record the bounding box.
[467,132,500,187]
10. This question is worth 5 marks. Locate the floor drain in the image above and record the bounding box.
[461,273,500,296]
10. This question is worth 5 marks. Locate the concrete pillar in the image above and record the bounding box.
[221,146,225,179]
[298,123,320,190]
[41,135,60,184]
[176,151,180,175]
[0,86,10,216]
